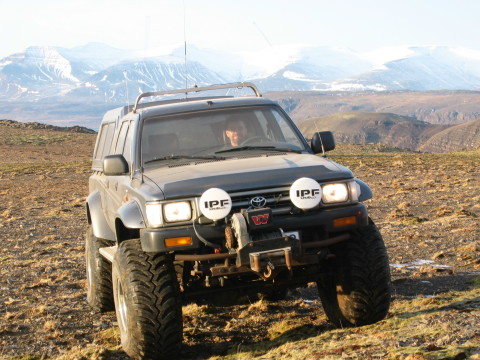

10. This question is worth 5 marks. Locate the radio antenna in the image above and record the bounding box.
[253,21,274,49]
[123,70,129,107]
[183,0,188,96]
[313,119,326,156]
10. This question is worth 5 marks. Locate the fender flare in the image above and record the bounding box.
[355,179,373,202]
[86,191,115,241]
[116,200,145,230]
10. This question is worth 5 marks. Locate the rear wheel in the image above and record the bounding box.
[317,220,391,327]
[85,226,114,312]
[112,239,183,360]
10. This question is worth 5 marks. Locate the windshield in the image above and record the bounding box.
[141,105,309,165]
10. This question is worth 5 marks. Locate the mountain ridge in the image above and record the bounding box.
[2,43,480,104]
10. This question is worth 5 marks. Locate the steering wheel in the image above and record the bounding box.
[241,136,270,145]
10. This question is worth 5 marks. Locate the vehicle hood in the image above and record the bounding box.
[143,153,353,199]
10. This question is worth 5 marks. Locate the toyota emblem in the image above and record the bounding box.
[249,196,267,208]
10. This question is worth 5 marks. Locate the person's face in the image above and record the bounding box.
[225,120,247,146]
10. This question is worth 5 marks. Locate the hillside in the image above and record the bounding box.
[0,119,96,162]
[0,119,95,133]
[418,118,480,153]
[0,123,479,359]
[268,90,480,125]
[298,112,450,151]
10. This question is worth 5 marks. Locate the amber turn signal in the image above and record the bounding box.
[164,236,193,247]
[333,216,357,227]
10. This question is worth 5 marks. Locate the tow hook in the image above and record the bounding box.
[249,247,293,279]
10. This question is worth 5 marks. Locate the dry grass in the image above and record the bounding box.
[206,288,480,360]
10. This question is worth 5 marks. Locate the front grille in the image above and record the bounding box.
[229,187,292,215]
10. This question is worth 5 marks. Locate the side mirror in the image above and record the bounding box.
[103,154,129,175]
[311,131,336,154]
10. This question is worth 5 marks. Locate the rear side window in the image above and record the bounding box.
[102,123,116,157]
[94,123,108,161]
[92,122,116,170]
[94,122,116,160]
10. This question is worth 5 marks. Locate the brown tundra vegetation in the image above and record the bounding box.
[0,120,479,360]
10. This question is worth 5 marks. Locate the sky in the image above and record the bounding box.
[1,0,480,59]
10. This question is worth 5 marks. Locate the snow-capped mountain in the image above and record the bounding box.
[327,46,480,91]
[68,56,228,103]
[2,43,480,104]
[0,46,84,99]
[250,45,373,91]
[56,42,135,70]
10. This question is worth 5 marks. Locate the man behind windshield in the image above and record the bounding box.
[225,117,248,146]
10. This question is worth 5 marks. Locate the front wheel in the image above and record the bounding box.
[317,220,391,327]
[112,239,183,360]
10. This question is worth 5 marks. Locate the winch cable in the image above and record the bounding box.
[192,216,222,249]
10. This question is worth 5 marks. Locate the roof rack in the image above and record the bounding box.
[132,82,261,113]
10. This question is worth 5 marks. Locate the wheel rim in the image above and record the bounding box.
[86,259,93,294]
[116,278,128,334]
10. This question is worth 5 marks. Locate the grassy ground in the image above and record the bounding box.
[0,122,478,360]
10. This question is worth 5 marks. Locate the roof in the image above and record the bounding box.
[135,96,277,118]
[100,82,277,123]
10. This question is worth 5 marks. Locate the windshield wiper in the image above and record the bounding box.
[215,146,302,154]
[144,154,226,164]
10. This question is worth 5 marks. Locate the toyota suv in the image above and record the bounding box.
[85,82,391,360]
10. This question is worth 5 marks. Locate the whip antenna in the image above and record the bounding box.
[183,0,188,95]
[123,70,129,107]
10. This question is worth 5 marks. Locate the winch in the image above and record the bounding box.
[224,207,298,279]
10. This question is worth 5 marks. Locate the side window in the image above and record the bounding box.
[122,124,133,163]
[101,123,116,157]
[94,123,109,161]
[256,110,283,141]
[115,121,130,154]
[256,111,270,138]
[92,122,115,169]
[275,113,298,144]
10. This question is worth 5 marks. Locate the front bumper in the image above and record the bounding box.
[140,203,368,253]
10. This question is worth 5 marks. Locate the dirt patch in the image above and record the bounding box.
[0,124,479,359]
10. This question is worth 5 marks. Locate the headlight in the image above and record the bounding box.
[163,201,192,223]
[322,183,349,203]
[146,203,163,227]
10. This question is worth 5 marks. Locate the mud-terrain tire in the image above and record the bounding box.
[86,226,114,312]
[317,220,391,327]
[112,239,183,360]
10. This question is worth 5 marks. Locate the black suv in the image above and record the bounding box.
[85,82,391,359]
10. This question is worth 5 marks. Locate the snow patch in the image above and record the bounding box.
[326,82,387,92]
[390,259,453,270]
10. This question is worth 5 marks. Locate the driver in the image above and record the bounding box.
[225,117,248,146]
